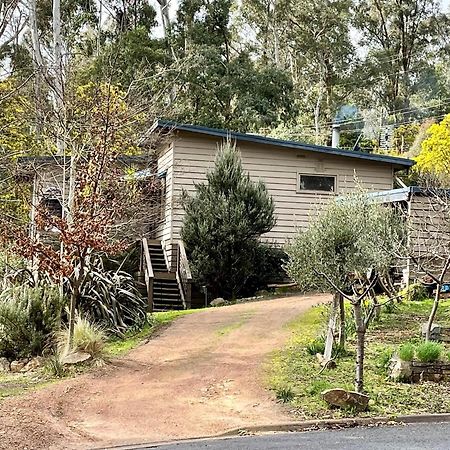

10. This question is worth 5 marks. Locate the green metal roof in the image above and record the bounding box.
[153,120,415,169]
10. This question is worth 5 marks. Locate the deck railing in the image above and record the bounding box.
[176,240,192,309]
[142,237,154,312]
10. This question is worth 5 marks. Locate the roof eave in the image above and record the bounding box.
[154,120,415,169]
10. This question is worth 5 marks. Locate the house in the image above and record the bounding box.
[151,120,414,264]
[368,186,450,286]
[19,121,415,310]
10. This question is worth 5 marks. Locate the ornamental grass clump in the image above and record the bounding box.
[416,341,443,363]
[58,316,106,359]
[398,343,415,361]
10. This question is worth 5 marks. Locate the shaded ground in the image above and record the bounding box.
[0,294,327,450]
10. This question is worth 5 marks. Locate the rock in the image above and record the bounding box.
[210,297,228,307]
[389,356,412,381]
[62,352,92,365]
[10,360,26,373]
[22,356,45,372]
[0,357,10,372]
[421,323,441,341]
[315,353,337,369]
[321,388,370,412]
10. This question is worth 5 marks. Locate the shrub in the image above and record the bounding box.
[401,283,428,302]
[416,341,443,363]
[240,245,288,297]
[376,348,394,374]
[181,141,275,299]
[58,316,106,359]
[306,338,325,355]
[77,257,147,336]
[0,284,65,359]
[398,343,415,361]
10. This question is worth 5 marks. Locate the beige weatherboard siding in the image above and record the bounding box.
[152,121,414,265]
[161,131,407,246]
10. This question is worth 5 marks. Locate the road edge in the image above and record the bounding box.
[98,413,450,449]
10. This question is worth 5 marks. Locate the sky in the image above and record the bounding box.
[150,0,450,39]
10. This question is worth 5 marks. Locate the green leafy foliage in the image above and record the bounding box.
[376,348,394,374]
[416,114,450,183]
[398,343,415,361]
[77,257,147,336]
[306,338,326,356]
[416,341,443,363]
[181,141,276,299]
[400,283,429,302]
[0,284,65,358]
[285,193,405,293]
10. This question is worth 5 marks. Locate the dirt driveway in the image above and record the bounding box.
[0,294,328,450]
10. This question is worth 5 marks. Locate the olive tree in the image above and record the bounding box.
[285,193,405,393]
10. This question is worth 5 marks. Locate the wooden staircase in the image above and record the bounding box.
[141,238,192,312]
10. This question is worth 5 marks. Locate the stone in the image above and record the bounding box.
[62,352,91,365]
[0,357,10,372]
[10,360,26,373]
[321,388,370,412]
[389,357,412,381]
[421,323,442,341]
[22,357,45,372]
[210,297,228,307]
[315,353,337,369]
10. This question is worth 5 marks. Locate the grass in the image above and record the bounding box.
[216,310,254,337]
[105,309,199,357]
[0,309,200,400]
[268,299,450,419]
[0,372,54,400]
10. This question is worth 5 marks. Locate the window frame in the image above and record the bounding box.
[296,172,337,194]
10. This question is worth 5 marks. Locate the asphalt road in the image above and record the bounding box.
[145,423,450,450]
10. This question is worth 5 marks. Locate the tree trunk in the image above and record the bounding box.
[52,0,65,153]
[323,293,339,362]
[353,301,365,393]
[338,293,345,347]
[68,278,79,347]
[29,0,44,135]
[314,85,323,145]
[426,284,441,341]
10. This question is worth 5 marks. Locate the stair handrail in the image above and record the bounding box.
[160,240,170,272]
[142,237,154,312]
[177,240,192,309]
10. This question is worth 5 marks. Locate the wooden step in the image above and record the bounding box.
[154,272,176,280]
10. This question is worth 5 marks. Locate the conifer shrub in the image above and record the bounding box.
[181,141,276,299]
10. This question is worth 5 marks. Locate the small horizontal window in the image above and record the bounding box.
[299,174,336,192]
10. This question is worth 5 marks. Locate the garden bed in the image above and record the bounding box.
[268,299,450,419]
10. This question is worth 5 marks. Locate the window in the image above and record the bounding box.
[40,188,63,218]
[298,174,336,193]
